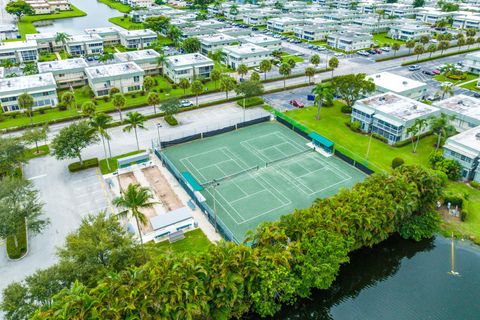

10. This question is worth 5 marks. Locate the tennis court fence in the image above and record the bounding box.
[154,148,242,244]
[271,109,381,175]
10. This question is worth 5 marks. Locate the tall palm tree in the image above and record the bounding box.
[113,184,156,250]
[18,92,34,124]
[112,93,126,121]
[312,83,334,120]
[89,113,113,170]
[439,83,454,99]
[429,113,456,150]
[413,118,427,153]
[237,64,248,80]
[54,32,70,53]
[147,92,160,114]
[156,55,165,75]
[123,111,147,150]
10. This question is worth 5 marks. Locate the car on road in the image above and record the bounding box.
[334,52,344,57]
[253,67,261,72]
[357,50,369,56]
[374,48,383,54]
[474,92,480,98]
[316,46,326,51]
[367,49,377,55]
[432,69,441,75]
[408,65,421,71]
[443,82,454,87]
[422,70,434,76]
[381,47,391,52]
[289,100,305,108]
[180,100,193,108]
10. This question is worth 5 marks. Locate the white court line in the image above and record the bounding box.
[28,174,47,180]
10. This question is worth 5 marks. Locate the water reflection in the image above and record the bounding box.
[266,236,480,320]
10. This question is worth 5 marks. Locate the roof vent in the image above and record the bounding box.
[458,100,464,105]
[403,81,408,85]
[376,74,381,78]
[476,132,480,140]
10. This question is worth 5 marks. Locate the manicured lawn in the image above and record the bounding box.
[0,107,80,130]
[280,53,304,63]
[459,79,480,91]
[433,72,478,85]
[25,145,50,160]
[98,0,131,13]
[441,182,480,245]
[154,228,212,254]
[99,149,145,174]
[373,32,405,46]
[109,16,144,30]
[286,103,436,172]
[38,52,57,62]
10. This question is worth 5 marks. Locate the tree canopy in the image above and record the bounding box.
[51,121,99,165]
[331,73,376,106]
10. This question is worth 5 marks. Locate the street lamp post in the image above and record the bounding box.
[156,123,162,151]
[212,180,220,233]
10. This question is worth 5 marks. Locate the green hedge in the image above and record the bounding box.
[6,219,27,260]
[164,115,178,126]
[25,145,50,160]
[68,158,99,172]
[393,131,432,147]
[237,97,264,108]
[401,47,480,66]
[99,150,146,175]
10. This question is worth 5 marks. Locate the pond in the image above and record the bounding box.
[35,0,120,34]
[269,236,480,320]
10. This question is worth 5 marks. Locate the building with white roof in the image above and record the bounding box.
[0,73,58,112]
[85,62,145,97]
[367,72,428,100]
[443,126,480,181]
[0,67,4,79]
[221,43,272,69]
[164,53,214,83]
[294,23,338,41]
[238,34,281,50]
[193,19,226,30]
[0,24,19,41]
[0,40,38,63]
[198,34,238,55]
[114,49,161,75]
[267,17,305,33]
[464,51,480,75]
[388,24,431,41]
[85,27,121,46]
[434,95,480,132]
[416,9,454,24]
[37,58,88,88]
[118,29,158,49]
[216,27,252,38]
[452,14,480,29]
[180,27,216,40]
[327,31,373,52]
[351,92,440,144]
[26,32,63,52]
[66,34,104,56]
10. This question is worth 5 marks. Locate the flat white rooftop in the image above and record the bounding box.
[199,33,236,43]
[118,29,156,37]
[0,24,18,32]
[84,27,120,34]
[223,43,270,55]
[26,32,57,41]
[0,40,37,50]
[269,17,303,23]
[85,62,143,79]
[165,53,213,67]
[67,34,103,42]
[368,72,426,93]
[434,95,480,119]
[38,58,88,73]
[239,34,279,44]
[446,126,480,154]
[114,49,160,62]
[359,92,438,121]
[0,73,55,93]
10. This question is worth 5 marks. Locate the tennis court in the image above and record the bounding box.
[162,122,366,242]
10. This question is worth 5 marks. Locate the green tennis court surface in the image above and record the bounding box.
[163,122,366,242]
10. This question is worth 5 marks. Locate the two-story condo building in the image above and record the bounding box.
[0,73,58,112]
[0,40,38,63]
[443,126,480,181]
[26,32,63,52]
[85,27,121,46]
[452,14,480,29]
[66,34,104,56]
[327,31,373,51]
[164,53,214,83]
[434,95,480,132]
[367,72,428,100]
[238,34,281,50]
[199,34,238,55]
[351,92,439,144]
[464,51,480,74]
[267,17,305,33]
[221,43,272,69]
[388,24,431,41]
[114,49,161,75]
[37,58,89,88]
[118,29,157,50]
[0,24,19,41]
[85,62,145,97]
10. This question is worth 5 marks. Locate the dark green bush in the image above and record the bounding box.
[237,97,264,108]
[392,157,405,169]
[340,105,352,114]
[460,208,468,222]
[57,102,67,111]
[372,133,388,143]
[68,158,99,172]
[443,193,463,209]
[470,181,480,190]
[164,115,178,126]
[6,219,27,259]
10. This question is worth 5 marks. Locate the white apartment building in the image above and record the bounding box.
[351,92,439,144]
[114,49,161,75]
[464,51,480,75]
[85,62,145,97]
[388,24,431,41]
[367,72,428,100]
[267,17,305,33]
[164,53,214,83]
[85,27,121,46]
[26,32,63,52]
[194,19,226,30]
[0,40,38,63]
[453,14,480,29]
[221,43,272,69]
[294,24,336,41]
[216,27,252,37]
[37,58,88,88]
[352,18,401,34]
[0,73,58,112]
[416,9,453,24]
[25,0,71,14]
[443,126,480,181]
[0,24,19,41]
[66,34,104,56]
[324,11,360,22]
[434,95,480,132]
[180,27,216,40]
[199,34,238,55]
[129,0,154,8]
[118,29,157,50]
[238,34,281,50]
[327,32,373,52]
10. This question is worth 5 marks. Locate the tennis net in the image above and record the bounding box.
[203,165,260,187]
[265,148,313,167]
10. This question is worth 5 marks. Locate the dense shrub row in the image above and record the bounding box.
[164,115,178,126]
[33,165,445,319]
[67,158,99,172]
[6,218,27,259]
[237,97,264,108]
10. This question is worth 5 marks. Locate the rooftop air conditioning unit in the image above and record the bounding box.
[476,132,480,140]
[376,74,381,78]
[403,81,408,85]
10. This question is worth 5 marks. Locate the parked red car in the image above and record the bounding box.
[374,48,383,54]
[289,100,304,108]
[432,69,441,75]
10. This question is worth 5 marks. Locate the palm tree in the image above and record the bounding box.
[310,54,320,69]
[113,184,156,251]
[312,83,334,120]
[81,101,96,118]
[89,113,113,170]
[168,25,182,46]
[98,53,114,64]
[304,66,315,84]
[259,59,272,80]
[191,80,204,106]
[147,92,160,114]
[406,124,419,153]
[123,111,147,150]
[413,118,427,153]
[237,64,248,80]
[279,63,292,89]
[18,93,34,124]
[210,69,222,89]
[430,113,456,150]
[112,93,126,121]
[392,43,401,56]
[328,57,339,77]
[156,55,166,75]
[54,32,70,53]
[439,83,454,99]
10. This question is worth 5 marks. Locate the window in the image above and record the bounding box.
[133,76,140,82]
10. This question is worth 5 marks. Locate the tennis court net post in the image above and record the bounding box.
[203,165,260,188]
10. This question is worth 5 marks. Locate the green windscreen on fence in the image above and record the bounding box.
[181,172,204,191]
[272,109,310,133]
